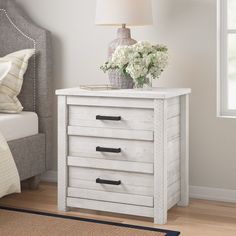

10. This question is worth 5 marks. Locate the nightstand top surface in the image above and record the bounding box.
[56,87,191,99]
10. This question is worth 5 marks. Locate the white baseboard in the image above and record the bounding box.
[190,185,236,203]
[41,171,236,204]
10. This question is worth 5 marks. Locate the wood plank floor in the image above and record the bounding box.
[0,182,236,236]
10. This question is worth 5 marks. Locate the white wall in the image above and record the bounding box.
[16,0,236,191]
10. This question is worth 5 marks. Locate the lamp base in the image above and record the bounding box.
[108,27,137,59]
[108,26,137,89]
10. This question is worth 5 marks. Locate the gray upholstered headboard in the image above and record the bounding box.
[0,0,53,169]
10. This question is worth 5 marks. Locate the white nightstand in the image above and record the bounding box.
[56,87,191,224]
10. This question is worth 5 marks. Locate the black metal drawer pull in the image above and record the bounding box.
[96,115,121,121]
[96,146,121,153]
[96,178,121,186]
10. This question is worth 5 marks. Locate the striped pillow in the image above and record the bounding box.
[0,49,34,113]
[0,62,11,82]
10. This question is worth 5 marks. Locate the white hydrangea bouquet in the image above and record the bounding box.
[101,41,168,88]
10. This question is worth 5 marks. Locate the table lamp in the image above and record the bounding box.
[95,0,153,58]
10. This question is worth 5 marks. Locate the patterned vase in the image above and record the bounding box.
[109,70,134,89]
[108,26,136,89]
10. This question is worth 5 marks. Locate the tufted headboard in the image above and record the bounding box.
[0,0,53,169]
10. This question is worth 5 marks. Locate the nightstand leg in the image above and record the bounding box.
[178,95,189,207]
[58,96,68,212]
[58,204,69,212]
[154,100,168,224]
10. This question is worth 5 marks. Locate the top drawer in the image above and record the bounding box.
[69,106,154,131]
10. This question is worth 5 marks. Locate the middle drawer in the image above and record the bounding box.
[69,136,154,163]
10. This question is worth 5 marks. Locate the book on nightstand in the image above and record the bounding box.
[80,85,119,91]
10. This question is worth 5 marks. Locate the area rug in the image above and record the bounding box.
[0,206,180,236]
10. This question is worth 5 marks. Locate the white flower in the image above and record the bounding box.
[126,59,148,79]
[101,41,169,84]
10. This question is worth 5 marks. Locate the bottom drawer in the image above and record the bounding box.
[67,197,154,218]
[68,187,153,207]
[69,167,154,196]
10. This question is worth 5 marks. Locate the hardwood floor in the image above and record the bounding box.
[0,182,236,236]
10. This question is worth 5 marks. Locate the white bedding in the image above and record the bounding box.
[0,112,38,141]
[0,131,20,198]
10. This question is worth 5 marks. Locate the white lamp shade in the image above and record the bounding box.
[95,0,153,26]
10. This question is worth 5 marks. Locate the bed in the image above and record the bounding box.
[0,0,52,188]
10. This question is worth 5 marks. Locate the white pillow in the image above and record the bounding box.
[0,62,11,83]
[0,49,34,113]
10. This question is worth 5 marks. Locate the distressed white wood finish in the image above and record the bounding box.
[167,97,180,118]
[69,179,153,196]
[56,88,191,225]
[67,198,154,218]
[67,96,154,109]
[68,126,154,141]
[67,188,154,207]
[153,99,168,224]
[168,181,181,209]
[167,97,180,106]
[68,166,178,199]
[69,106,154,130]
[167,159,180,186]
[68,116,178,142]
[57,96,68,211]
[167,116,180,141]
[167,138,180,164]
[178,95,190,206]
[56,87,191,99]
[69,167,153,187]
[67,156,154,174]
[69,136,154,163]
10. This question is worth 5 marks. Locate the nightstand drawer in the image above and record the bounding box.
[69,136,154,163]
[69,105,154,131]
[67,188,154,207]
[68,167,154,196]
